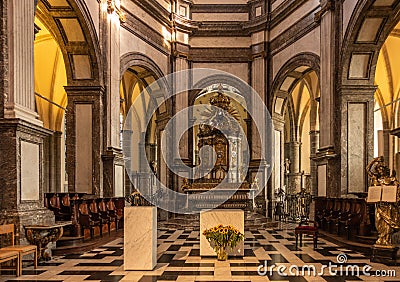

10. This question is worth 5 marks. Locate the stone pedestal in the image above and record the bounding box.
[0,119,55,244]
[371,245,398,266]
[200,209,244,257]
[124,206,157,270]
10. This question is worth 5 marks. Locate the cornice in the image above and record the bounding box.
[192,21,249,37]
[189,47,251,63]
[128,0,171,27]
[172,13,200,33]
[122,8,170,56]
[243,14,269,33]
[191,4,249,13]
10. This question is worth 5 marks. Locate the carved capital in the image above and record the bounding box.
[314,0,335,23]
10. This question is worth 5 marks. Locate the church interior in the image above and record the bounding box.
[1,0,400,281]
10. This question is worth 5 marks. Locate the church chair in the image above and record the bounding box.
[295,220,318,250]
[113,198,125,228]
[315,197,326,227]
[342,199,362,240]
[106,198,122,231]
[0,224,37,276]
[78,201,102,239]
[337,200,352,235]
[327,199,342,233]
[98,199,113,235]
[321,198,334,230]
[57,194,72,222]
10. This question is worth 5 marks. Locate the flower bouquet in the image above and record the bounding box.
[202,224,244,260]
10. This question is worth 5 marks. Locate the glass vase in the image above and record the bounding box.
[216,246,228,261]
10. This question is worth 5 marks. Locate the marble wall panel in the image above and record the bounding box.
[318,165,327,196]
[349,54,371,79]
[114,164,124,197]
[59,18,85,42]
[356,18,384,42]
[21,141,40,201]
[347,103,366,193]
[75,104,93,193]
[72,55,92,79]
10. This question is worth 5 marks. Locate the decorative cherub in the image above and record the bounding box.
[181,178,191,192]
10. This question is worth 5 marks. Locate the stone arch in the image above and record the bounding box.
[270,52,321,195]
[120,52,166,82]
[341,0,400,85]
[120,52,171,115]
[35,0,102,85]
[270,52,320,111]
[190,74,252,106]
[119,52,172,189]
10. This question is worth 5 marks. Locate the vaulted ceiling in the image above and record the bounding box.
[375,21,400,129]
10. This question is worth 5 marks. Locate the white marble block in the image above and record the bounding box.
[200,209,245,257]
[124,206,157,270]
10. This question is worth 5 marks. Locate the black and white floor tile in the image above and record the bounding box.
[1,222,399,282]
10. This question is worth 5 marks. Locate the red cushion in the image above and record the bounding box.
[295,226,317,231]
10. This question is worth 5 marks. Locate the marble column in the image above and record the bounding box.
[102,149,124,197]
[309,130,319,195]
[2,0,41,125]
[287,140,301,194]
[64,86,104,197]
[100,0,123,198]
[315,0,340,197]
[171,41,190,201]
[251,55,266,161]
[0,0,54,243]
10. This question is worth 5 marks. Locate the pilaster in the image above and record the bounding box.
[3,0,41,125]
[64,86,104,197]
[339,84,375,196]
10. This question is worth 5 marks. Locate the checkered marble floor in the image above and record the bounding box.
[1,222,399,282]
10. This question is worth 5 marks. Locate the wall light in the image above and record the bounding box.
[107,0,126,23]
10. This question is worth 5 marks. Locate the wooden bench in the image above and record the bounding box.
[0,224,37,276]
[0,250,20,276]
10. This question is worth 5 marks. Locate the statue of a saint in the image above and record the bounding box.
[251,177,260,190]
[367,156,400,247]
[284,159,291,174]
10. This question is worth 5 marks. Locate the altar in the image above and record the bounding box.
[182,89,260,210]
